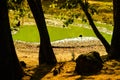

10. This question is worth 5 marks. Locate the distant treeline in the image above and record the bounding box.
[42,0,112,2]
[90,0,112,2]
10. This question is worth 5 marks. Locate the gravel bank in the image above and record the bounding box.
[51,37,102,47]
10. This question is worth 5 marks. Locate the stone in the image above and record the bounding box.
[75,51,103,75]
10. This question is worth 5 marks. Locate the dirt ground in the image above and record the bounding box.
[14,40,120,80]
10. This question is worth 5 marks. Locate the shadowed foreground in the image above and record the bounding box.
[14,39,120,80]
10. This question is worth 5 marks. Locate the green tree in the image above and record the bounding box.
[27,0,57,65]
[8,0,29,25]
[0,0,24,79]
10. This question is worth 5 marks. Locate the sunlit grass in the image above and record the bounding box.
[12,25,40,42]
[12,24,112,43]
[95,22,113,31]
[48,25,96,41]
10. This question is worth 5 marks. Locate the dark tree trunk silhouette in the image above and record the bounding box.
[110,0,120,58]
[78,0,111,55]
[79,0,120,59]
[0,0,24,79]
[27,0,57,65]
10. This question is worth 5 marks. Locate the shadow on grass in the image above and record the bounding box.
[30,64,55,80]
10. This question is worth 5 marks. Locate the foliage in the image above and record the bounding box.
[8,0,27,10]
[49,0,112,27]
[44,0,113,26]
[9,0,23,4]
[8,0,113,28]
[59,0,78,9]
[8,0,30,27]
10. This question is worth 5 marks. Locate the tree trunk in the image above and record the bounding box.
[110,0,120,58]
[27,0,57,65]
[78,1,111,55]
[0,0,24,80]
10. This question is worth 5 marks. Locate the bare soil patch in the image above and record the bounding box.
[14,39,120,80]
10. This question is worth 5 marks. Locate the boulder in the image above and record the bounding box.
[74,51,103,75]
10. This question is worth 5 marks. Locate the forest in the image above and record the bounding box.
[1,0,120,80]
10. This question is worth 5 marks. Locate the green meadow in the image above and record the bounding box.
[12,23,112,43]
[11,0,113,43]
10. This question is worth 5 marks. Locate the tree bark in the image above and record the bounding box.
[27,0,57,65]
[110,0,120,58]
[78,0,111,55]
[0,0,24,80]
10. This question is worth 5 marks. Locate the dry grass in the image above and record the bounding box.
[14,40,120,80]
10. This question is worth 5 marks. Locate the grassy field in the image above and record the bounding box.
[11,0,113,43]
[12,25,40,42]
[12,23,112,43]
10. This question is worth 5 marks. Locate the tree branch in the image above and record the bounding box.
[78,0,111,54]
